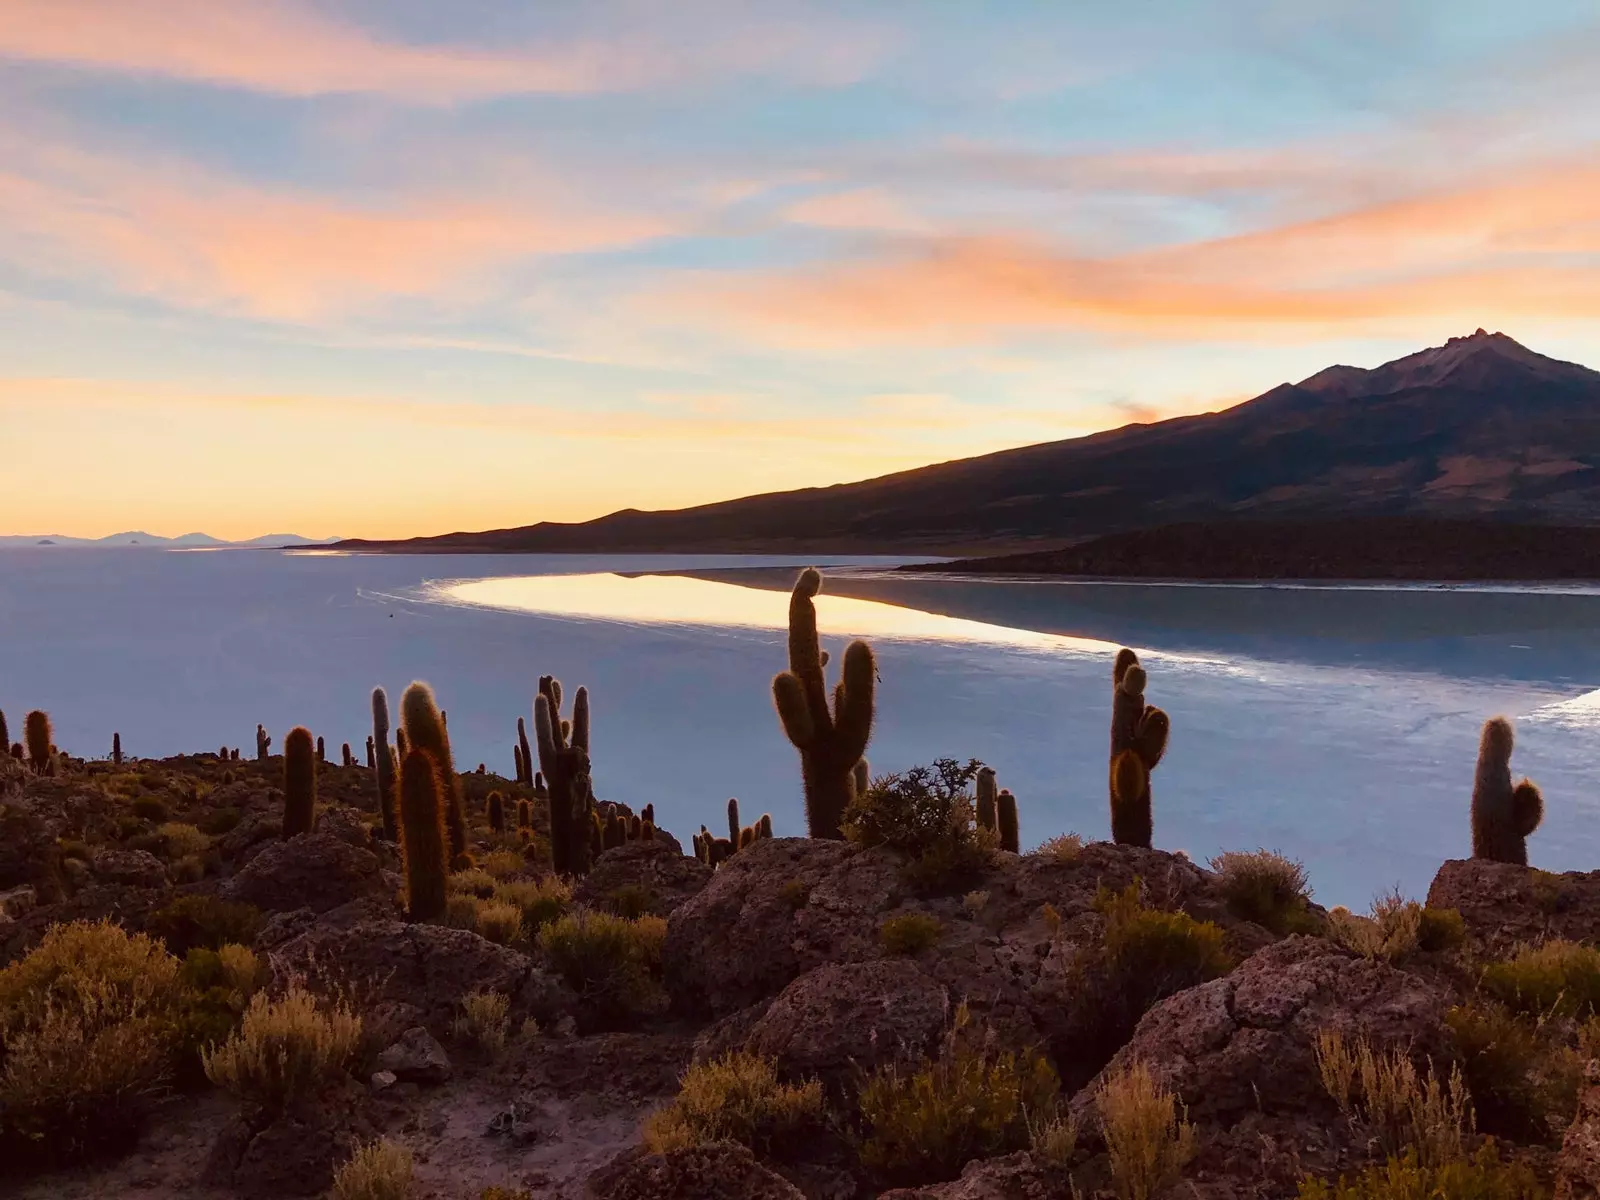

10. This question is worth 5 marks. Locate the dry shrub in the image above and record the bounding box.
[538,909,666,1027]
[607,883,654,919]
[1296,1143,1543,1199]
[479,849,525,879]
[1327,890,1442,963]
[1314,1029,1473,1167]
[1446,1000,1580,1144]
[1098,1061,1196,1200]
[147,893,263,957]
[963,890,990,917]
[447,868,497,899]
[444,893,482,931]
[158,821,211,860]
[1038,833,1084,863]
[203,982,361,1114]
[1481,939,1600,1020]
[453,991,511,1055]
[1208,849,1319,935]
[217,943,266,997]
[475,900,524,945]
[843,758,995,895]
[880,912,942,956]
[858,1004,1060,1186]
[496,876,571,933]
[0,920,186,1158]
[642,1051,822,1155]
[331,1137,415,1200]
[1029,1112,1079,1165]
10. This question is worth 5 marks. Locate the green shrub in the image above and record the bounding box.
[1208,849,1320,935]
[1418,907,1467,953]
[0,920,186,1160]
[880,912,942,956]
[496,876,571,932]
[859,1004,1060,1186]
[642,1051,823,1155]
[171,945,265,1085]
[131,796,169,823]
[1297,1144,1544,1199]
[538,909,667,1028]
[1482,940,1600,1020]
[842,758,995,894]
[203,982,362,1114]
[148,894,264,957]
[1446,1000,1580,1144]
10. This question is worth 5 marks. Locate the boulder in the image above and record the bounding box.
[0,884,36,920]
[374,1026,451,1084]
[205,1080,377,1199]
[1558,1064,1600,1200]
[314,805,371,848]
[586,1144,804,1200]
[0,805,61,899]
[575,838,712,917]
[1428,858,1600,959]
[91,846,168,889]
[218,809,282,864]
[222,829,383,914]
[878,1152,1075,1199]
[747,959,949,1094]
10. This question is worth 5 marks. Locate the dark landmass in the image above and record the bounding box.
[335,330,1600,559]
[903,517,1600,581]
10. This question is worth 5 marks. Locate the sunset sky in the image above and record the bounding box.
[3,1,1599,540]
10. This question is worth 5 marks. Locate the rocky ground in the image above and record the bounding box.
[5,748,1600,1198]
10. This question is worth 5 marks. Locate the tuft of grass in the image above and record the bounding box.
[453,991,511,1055]
[1328,890,1442,963]
[538,909,667,1026]
[331,1138,415,1200]
[1029,1112,1079,1166]
[858,1004,1060,1186]
[1098,882,1232,984]
[479,849,525,879]
[1417,907,1467,954]
[1098,1061,1196,1200]
[203,982,362,1114]
[1314,1029,1474,1167]
[1208,849,1320,935]
[444,893,483,931]
[1296,1144,1544,1199]
[880,912,943,956]
[778,879,811,909]
[642,1051,823,1155]
[474,899,524,945]
[1038,833,1084,863]
[447,868,497,899]
[1481,939,1600,1020]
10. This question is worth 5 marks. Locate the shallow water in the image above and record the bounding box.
[3,547,1598,907]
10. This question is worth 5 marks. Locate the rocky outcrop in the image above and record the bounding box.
[586,1143,804,1200]
[1428,858,1600,959]
[0,805,61,899]
[575,839,712,917]
[222,829,383,914]
[90,847,168,889]
[877,1152,1075,1199]
[1558,1065,1600,1199]
[204,1080,377,1199]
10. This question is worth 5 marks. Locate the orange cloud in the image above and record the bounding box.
[688,159,1600,344]
[0,0,885,101]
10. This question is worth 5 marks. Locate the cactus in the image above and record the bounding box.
[256,724,271,761]
[976,767,998,836]
[399,748,450,921]
[727,797,741,847]
[401,681,465,860]
[23,711,51,775]
[758,813,773,839]
[771,568,877,840]
[488,790,506,835]
[535,676,596,876]
[366,736,375,770]
[9,743,21,759]
[372,689,398,842]
[642,803,655,825]
[112,731,123,767]
[513,741,525,786]
[218,744,227,759]
[517,797,532,829]
[533,770,548,800]
[1472,716,1544,865]
[517,717,534,786]
[341,742,353,768]
[997,789,1020,853]
[0,711,7,756]
[1109,649,1169,848]
[282,726,317,837]
[316,735,325,763]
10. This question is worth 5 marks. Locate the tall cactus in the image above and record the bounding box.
[488,791,506,835]
[401,681,465,860]
[727,797,741,847]
[372,688,398,842]
[316,736,326,764]
[24,711,52,775]
[771,567,877,839]
[1472,716,1544,865]
[976,767,998,837]
[282,726,317,837]
[112,731,123,767]
[1109,648,1169,848]
[535,675,595,876]
[399,748,449,921]
[0,711,7,758]
[256,724,271,761]
[997,789,1020,853]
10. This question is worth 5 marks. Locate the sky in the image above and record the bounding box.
[1,1,1598,540]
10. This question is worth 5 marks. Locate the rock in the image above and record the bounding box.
[0,805,59,898]
[878,1152,1074,1199]
[575,839,713,917]
[374,1026,451,1084]
[747,959,949,1094]
[315,804,371,848]
[1428,858,1600,959]
[586,1143,804,1200]
[369,1070,398,1091]
[222,829,383,914]
[219,809,282,864]
[204,1080,377,1199]
[1558,1064,1600,1199]
[0,884,36,920]
[90,847,168,889]
[1069,936,1455,1184]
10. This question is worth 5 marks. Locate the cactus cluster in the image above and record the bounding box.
[771,567,877,840]
[1471,716,1544,865]
[974,767,1020,853]
[282,726,317,837]
[693,796,773,866]
[594,800,656,853]
[535,675,596,876]
[1108,649,1169,848]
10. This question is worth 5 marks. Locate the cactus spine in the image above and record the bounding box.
[997,789,1020,853]
[1109,648,1169,848]
[976,767,997,836]
[282,726,317,837]
[488,790,506,835]
[535,676,595,876]
[401,681,465,860]
[771,567,877,839]
[372,688,398,842]
[1472,716,1544,865]
[24,711,51,775]
[399,748,449,921]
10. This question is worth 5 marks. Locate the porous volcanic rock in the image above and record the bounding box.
[222,828,383,913]
[1558,1065,1600,1199]
[586,1143,804,1200]
[877,1152,1076,1199]
[374,1026,451,1084]
[205,1081,377,1199]
[90,846,169,889]
[575,838,712,917]
[1427,858,1600,959]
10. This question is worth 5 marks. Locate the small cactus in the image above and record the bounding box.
[1472,716,1544,865]
[488,790,506,835]
[1109,649,1169,848]
[373,689,398,842]
[997,789,1020,854]
[771,567,877,840]
[758,813,773,839]
[366,736,375,770]
[316,735,326,763]
[341,742,353,768]
[517,797,532,829]
[727,797,741,847]
[401,681,465,860]
[0,711,7,756]
[282,726,317,838]
[256,724,271,761]
[517,717,534,786]
[513,742,525,786]
[399,749,450,921]
[24,711,52,775]
[112,731,123,767]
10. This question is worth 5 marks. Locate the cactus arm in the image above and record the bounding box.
[1513,779,1544,838]
[834,640,877,762]
[773,672,815,747]
[571,687,591,754]
[1134,707,1170,770]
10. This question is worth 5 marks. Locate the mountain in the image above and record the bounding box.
[334,330,1600,555]
[0,532,337,549]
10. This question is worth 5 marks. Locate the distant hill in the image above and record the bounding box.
[0,532,338,549]
[332,328,1600,556]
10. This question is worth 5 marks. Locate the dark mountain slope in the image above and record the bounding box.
[336,330,1600,555]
